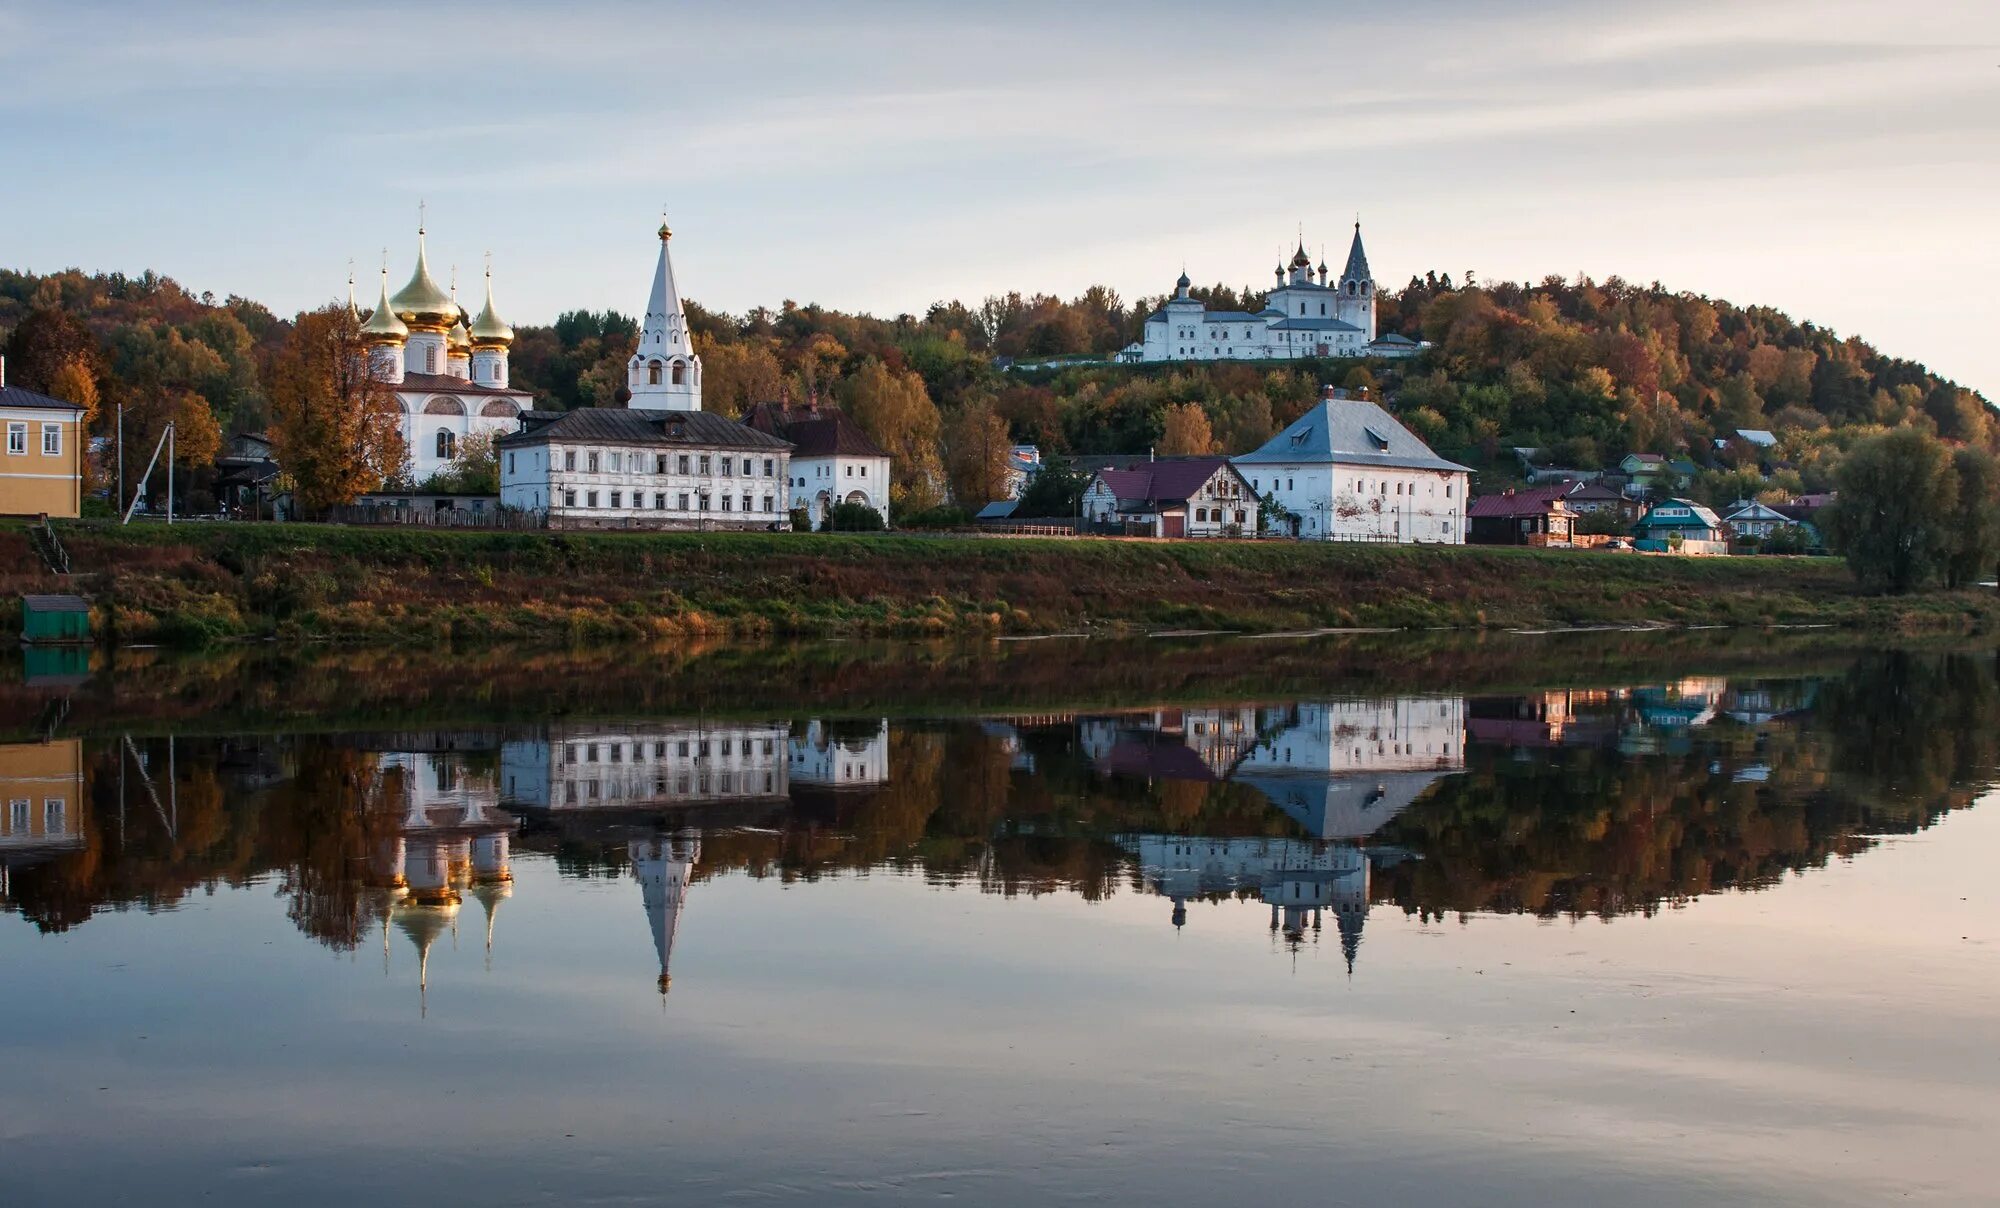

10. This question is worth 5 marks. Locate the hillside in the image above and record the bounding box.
[2,265,1989,514]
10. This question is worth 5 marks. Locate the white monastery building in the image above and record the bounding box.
[357,224,530,482]
[1123,225,1426,364]
[501,722,791,811]
[1233,388,1470,543]
[497,220,793,528]
[742,397,891,526]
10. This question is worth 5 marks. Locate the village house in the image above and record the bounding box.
[741,397,891,525]
[1720,499,1792,541]
[0,362,85,519]
[1081,457,1256,537]
[1633,498,1728,554]
[1232,387,1469,543]
[1467,485,1574,546]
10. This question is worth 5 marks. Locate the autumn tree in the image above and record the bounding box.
[423,429,499,495]
[1,306,100,398]
[1943,447,2000,590]
[698,336,785,417]
[265,305,407,514]
[1157,402,1216,456]
[943,396,1013,505]
[840,357,944,510]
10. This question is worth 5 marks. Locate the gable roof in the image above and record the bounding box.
[1622,452,1667,469]
[1233,397,1469,473]
[1735,428,1778,447]
[1635,498,1723,531]
[1722,501,1790,523]
[497,407,792,451]
[1092,457,1244,507]
[1561,478,1624,502]
[741,401,887,459]
[1468,485,1572,519]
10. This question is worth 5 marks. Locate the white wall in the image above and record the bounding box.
[790,454,889,521]
[500,441,790,522]
[1237,460,1467,543]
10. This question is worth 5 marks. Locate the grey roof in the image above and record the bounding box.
[1199,311,1265,323]
[0,384,86,412]
[1232,398,1470,473]
[1372,332,1419,345]
[975,500,1018,521]
[498,407,792,451]
[1735,428,1778,447]
[1271,316,1363,333]
[1341,225,1372,283]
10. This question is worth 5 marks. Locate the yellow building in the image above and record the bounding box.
[0,371,86,518]
[0,738,85,855]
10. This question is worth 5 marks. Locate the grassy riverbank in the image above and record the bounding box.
[3,521,1995,645]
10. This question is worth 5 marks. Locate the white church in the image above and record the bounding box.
[356,224,532,482]
[496,220,794,527]
[1121,224,1426,364]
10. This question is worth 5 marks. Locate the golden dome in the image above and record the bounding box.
[389,227,458,330]
[448,317,472,352]
[469,269,514,348]
[360,270,409,344]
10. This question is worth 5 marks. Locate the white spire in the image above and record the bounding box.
[633,831,700,996]
[626,217,703,410]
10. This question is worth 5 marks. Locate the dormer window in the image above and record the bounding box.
[1363,426,1390,451]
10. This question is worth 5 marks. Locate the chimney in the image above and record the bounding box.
[1320,384,1336,400]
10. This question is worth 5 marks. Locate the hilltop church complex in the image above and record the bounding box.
[1121,224,1425,364]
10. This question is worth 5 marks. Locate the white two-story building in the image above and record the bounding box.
[1232,388,1470,543]
[741,398,892,526]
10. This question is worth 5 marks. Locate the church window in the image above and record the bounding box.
[648,360,663,385]
[427,346,438,373]
[435,429,456,460]
[507,453,516,475]
[671,361,685,385]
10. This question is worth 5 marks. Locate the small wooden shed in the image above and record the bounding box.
[20,594,90,644]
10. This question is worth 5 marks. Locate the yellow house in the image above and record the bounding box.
[0,368,86,518]
[0,738,85,856]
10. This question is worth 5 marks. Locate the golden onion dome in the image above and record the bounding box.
[360,270,409,344]
[389,227,458,330]
[448,316,472,352]
[469,270,514,347]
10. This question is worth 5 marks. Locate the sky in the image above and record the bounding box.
[3,0,1997,396]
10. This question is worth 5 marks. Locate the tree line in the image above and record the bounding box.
[3,264,1990,545]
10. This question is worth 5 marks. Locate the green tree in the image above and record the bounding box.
[1015,452,1087,519]
[1943,446,2000,590]
[1822,428,1959,593]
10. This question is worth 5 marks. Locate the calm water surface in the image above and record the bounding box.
[3,639,1997,1206]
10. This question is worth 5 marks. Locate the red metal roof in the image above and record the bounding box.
[1092,458,1240,506]
[742,401,887,458]
[1467,484,1572,519]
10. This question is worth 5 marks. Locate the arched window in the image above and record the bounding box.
[426,345,438,373]
[648,360,663,385]
[671,361,685,385]
[436,429,456,460]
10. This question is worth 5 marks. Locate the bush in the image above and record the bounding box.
[788,507,811,533]
[822,502,886,532]
[897,505,970,530]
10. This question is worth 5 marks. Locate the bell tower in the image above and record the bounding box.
[626,218,703,411]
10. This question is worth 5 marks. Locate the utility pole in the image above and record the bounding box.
[116,405,124,515]
[166,424,175,525]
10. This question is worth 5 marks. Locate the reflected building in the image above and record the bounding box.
[1234,697,1464,838]
[1466,689,1621,750]
[0,739,85,896]
[371,750,517,1013]
[632,829,700,996]
[790,719,890,790]
[501,722,790,812]
[1118,835,1395,972]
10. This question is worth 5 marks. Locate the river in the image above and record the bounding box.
[2,633,1996,1206]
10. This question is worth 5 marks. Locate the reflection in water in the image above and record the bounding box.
[2,656,1994,982]
[5,647,2000,1206]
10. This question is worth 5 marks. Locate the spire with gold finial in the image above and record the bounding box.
[360,265,409,344]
